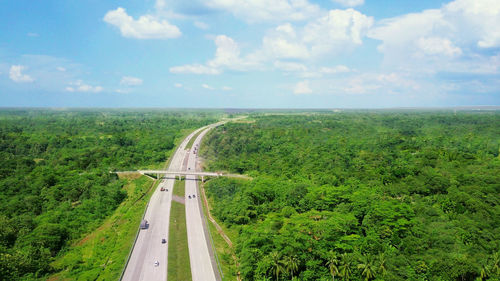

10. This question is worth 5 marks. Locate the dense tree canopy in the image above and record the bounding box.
[202,112,500,281]
[0,109,217,280]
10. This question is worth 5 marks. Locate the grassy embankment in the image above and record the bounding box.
[200,180,240,280]
[168,179,192,281]
[48,175,158,281]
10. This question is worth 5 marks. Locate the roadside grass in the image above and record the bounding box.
[185,128,203,150]
[48,176,158,281]
[168,180,192,281]
[206,196,240,243]
[173,178,185,197]
[200,182,239,281]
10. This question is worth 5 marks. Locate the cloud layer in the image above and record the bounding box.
[9,65,34,83]
[104,7,181,39]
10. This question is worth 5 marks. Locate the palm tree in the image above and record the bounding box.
[326,251,339,281]
[377,253,387,277]
[480,264,490,280]
[269,251,284,281]
[357,254,376,281]
[283,255,299,278]
[492,252,500,275]
[339,253,354,280]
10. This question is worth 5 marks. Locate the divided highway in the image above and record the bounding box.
[121,126,211,281]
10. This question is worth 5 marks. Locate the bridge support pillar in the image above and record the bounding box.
[201,176,204,183]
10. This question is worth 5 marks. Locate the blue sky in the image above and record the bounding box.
[0,0,499,108]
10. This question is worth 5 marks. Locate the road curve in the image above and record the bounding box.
[121,126,207,281]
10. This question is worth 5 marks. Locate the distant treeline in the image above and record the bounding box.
[0,110,218,280]
[202,112,500,281]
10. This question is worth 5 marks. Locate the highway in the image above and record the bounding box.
[121,126,207,281]
[185,126,219,281]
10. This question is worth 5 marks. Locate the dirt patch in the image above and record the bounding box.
[117,172,142,180]
[172,195,185,204]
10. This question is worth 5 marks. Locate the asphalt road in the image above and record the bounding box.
[185,126,219,281]
[121,127,206,281]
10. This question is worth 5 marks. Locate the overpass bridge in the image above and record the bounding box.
[140,170,221,181]
[113,170,222,181]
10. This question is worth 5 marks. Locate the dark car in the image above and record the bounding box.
[161,238,166,244]
[193,194,196,198]
[188,195,192,199]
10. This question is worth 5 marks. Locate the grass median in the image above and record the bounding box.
[185,128,203,150]
[168,180,192,281]
[173,178,185,197]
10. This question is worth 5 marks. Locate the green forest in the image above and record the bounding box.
[201,112,500,281]
[0,109,217,280]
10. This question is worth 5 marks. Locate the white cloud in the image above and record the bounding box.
[320,65,350,74]
[260,24,309,59]
[303,9,373,57]
[66,80,103,93]
[120,76,143,86]
[276,23,296,37]
[56,66,66,72]
[27,32,39,37]
[274,61,308,72]
[293,80,312,94]
[174,83,183,88]
[334,72,420,95]
[171,35,260,74]
[208,35,241,68]
[205,0,321,23]
[172,8,373,76]
[331,0,364,7]
[222,86,233,91]
[368,9,448,55]
[416,37,462,57]
[155,0,166,10]
[252,9,372,62]
[263,36,310,59]
[115,89,131,94]
[194,21,209,30]
[170,64,220,74]
[368,0,500,72]
[202,83,215,90]
[171,9,373,76]
[104,7,181,39]
[444,0,500,48]
[9,65,34,83]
